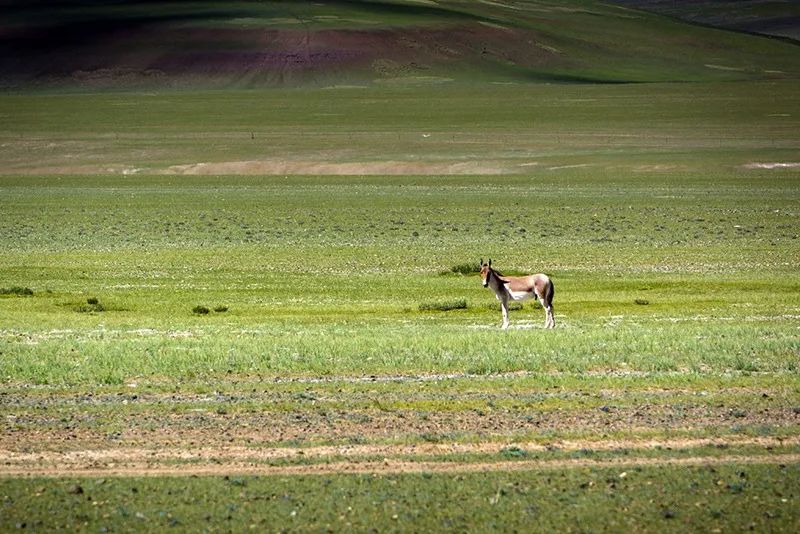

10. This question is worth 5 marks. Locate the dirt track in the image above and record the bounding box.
[15,159,518,176]
[3,436,798,479]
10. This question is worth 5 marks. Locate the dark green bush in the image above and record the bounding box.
[449,263,480,275]
[75,298,104,313]
[419,299,467,312]
[0,286,33,296]
[485,302,524,311]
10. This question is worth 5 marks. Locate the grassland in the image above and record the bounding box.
[1,169,798,385]
[2,81,799,174]
[1,77,800,530]
[3,463,799,532]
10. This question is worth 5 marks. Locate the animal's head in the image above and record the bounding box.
[479,258,492,287]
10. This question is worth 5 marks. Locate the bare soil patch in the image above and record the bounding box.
[9,159,518,176]
[743,162,800,170]
[163,159,513,175]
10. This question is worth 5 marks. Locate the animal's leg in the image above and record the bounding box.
[501,299,510,329]
[543,282,555,329]
[533,288,550,328]
[545,305,555,328]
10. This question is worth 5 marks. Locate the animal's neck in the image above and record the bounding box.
[489,269,507,291]
[491,269,507,283]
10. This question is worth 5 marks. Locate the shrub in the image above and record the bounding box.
[214,305,229,313]
[419,299,467,312]
[634,299,650,305]
[75,298,104,313]
[500,446,529,459]
[0,286,33,296]
[485,302,523,311]
[193,305,210,315]
[449,263,480,275]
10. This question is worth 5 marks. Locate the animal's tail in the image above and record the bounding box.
[545,278,555,328]
[545,278,555,310]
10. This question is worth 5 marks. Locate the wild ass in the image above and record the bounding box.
[479,259,555,329]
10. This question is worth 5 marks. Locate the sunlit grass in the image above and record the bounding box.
[1,172,798,386]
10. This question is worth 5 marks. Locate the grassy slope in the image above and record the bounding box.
[610,0,800,40]
[1,0,799,88]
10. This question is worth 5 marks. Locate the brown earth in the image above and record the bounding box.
[2,440,798,478]
[3,395,798,477]
[3,372,798,478]
[5,401,798,450]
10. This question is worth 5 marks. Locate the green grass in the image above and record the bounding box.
[2,463,798,532]
[1,169,798,385]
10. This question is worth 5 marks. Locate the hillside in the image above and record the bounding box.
[609,0,800,41]
[1,0,799,89]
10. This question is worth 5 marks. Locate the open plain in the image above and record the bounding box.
[2,84,799,530]
[1,0,800,531]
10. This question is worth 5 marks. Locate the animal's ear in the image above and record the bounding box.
[480,258,484,266]
[488,259,492,267]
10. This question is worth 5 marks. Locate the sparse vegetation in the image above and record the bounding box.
[0,286,33,296]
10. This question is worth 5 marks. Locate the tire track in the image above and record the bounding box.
[3,453,798,479]
[2,436,798,478]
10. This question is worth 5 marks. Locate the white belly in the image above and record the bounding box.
[507,289,534,302]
